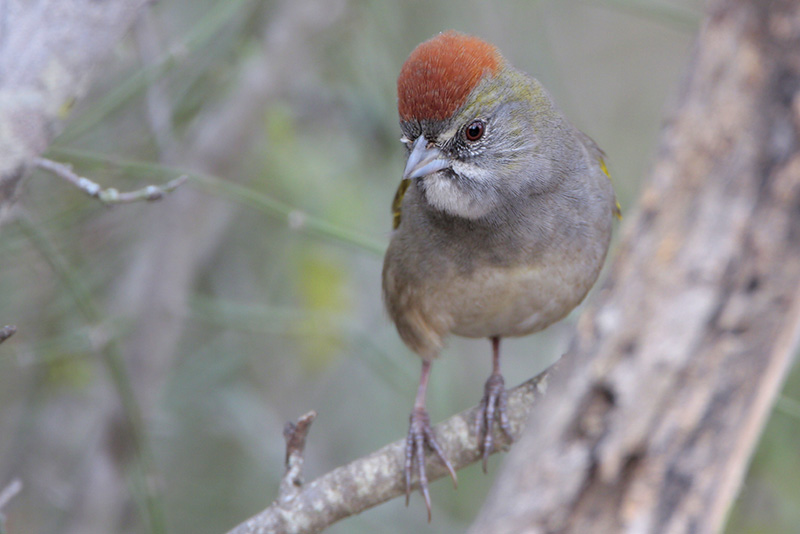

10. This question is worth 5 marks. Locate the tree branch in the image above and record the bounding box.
[226,370,550,534]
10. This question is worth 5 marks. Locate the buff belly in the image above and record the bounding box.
[383,237,607,359]
[443,254,602,339]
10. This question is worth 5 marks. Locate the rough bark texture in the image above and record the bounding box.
[469,1,800,532]
[226,372,549,534]
[0,0,148,223]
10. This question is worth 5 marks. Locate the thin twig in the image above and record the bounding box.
[134,9,179,159]
[0,325,16,344]
[279,411,317,501]
[34,157,187,204]
[47,147,386,255]
[227,369,550,534]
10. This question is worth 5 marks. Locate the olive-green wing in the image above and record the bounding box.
[391,179,411,229]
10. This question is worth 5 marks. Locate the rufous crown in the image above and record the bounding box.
[397,31,502,122]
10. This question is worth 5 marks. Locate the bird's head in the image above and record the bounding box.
[397,31,563,220]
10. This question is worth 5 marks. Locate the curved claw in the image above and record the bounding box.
[476,373,512,472]
[405,407,458,521]
[424,425,458,489]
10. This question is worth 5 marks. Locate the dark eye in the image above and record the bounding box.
[465,120,485,142]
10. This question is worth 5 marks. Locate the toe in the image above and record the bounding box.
[423,425,457,488]
[405,408,456,518]
[477,373,512,470]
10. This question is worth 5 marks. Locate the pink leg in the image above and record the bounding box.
[405,360,457,521]
[475,336,512,472]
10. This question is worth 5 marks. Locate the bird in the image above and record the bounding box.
[381,31,619,519]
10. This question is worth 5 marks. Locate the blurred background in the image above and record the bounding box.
[0,0,797,533]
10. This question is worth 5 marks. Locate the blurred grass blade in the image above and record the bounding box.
[59,0,253,143]
[15,215,167,534]
[578,0,701,32]
[188,295,411,393]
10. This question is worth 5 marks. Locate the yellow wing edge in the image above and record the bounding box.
[391,179,411,229]
[599,157,623,220]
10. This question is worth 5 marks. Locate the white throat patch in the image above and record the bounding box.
[421,169,494,219]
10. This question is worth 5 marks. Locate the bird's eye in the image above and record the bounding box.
[465,120,485,142]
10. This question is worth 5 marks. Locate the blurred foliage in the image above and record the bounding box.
[0,1,797,533]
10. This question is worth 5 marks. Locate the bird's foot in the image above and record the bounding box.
[405,407,457,521]
[475,373,512,472]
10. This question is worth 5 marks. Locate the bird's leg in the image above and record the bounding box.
[405,359,457,521]
[475,336,512,472]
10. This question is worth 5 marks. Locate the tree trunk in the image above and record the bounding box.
[469,0,800,532]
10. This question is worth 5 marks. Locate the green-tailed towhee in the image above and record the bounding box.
[382,31,619,519]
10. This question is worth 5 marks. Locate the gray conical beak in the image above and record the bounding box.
[403,136,450,180]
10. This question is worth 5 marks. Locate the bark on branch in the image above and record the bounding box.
[469,1,800,532]
[226,371,549,534]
